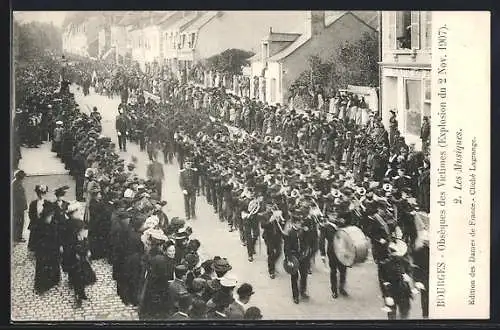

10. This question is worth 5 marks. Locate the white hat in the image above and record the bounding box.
[144,215,159,229]
[123,188,135,198]
[67,201,82,214]
[56,121,63,125]
[220,274,238,288]
[388,240,408,257]
[149,228,168,241]
[85,168,95,178]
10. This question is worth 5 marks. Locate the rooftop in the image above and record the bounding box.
[268,11,376,62]
[182,11,220,34]
[164,12,201,32]
[265,32,302,43]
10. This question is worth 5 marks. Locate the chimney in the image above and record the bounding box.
[305,11,325,38]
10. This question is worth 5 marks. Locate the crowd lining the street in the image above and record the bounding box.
[12,54,431,320]
[13,56,263,320]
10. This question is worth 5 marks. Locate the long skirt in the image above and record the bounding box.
[34,249,61,294]
[28,223,42,252]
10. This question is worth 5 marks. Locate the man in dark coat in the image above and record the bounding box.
[12,170,27,243]
[261,198,283,279]
[284,207,312,304]
[420,116,430,155]
[179,160,198,219]
[147,158,165,200]
[72,149,86,202]
[115,109,129,152]
[319,205,351,299]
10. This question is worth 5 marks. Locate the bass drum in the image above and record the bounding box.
[333,226,369,267]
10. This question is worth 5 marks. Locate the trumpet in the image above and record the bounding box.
[290,188,301,199]
[309,199,326,225]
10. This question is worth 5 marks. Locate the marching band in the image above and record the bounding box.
[14,54,431,320]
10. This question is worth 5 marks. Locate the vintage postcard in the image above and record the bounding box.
[10,10,490,322]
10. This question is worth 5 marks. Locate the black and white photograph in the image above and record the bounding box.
[13,10,468,322]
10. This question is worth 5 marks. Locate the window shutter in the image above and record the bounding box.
[411,11,421,49]
[388,12,396,49]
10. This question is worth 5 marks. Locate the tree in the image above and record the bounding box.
[290,32,379,99]
[13,21,62,62]
[205,48,255,75]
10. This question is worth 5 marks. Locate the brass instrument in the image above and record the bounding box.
[382,183,393,192]
[273,135,283,144]
[248,198,261,216]
[264,135,272,143]
[290,189,301,199]
[356,187,366,196]
[214,133,222,141]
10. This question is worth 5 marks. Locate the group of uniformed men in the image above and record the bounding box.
[15,55,268,320]
[16,54,431,320]
[74,56,432,319]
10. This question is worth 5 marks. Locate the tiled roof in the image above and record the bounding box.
[182,11,219,34]
[165,12,200,32]
[268,11,376,62]
[266,32,301,42]
[267,33,310,62]
[157,11,185,29]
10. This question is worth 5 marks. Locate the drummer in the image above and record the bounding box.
[319,199,351,299]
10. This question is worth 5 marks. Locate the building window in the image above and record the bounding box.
[181,34,186,48]
[405,79,422,136]
[395,11,420,50]
[189,33,196,48]
[270,78,277,103]
[425,11,432,49]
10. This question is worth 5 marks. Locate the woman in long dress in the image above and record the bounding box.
[88,190,109,260]
[139,239,176,320]
[66,217,96,307]
[28,185,50,252]
[119,217,145,306]
[34,202,61,295]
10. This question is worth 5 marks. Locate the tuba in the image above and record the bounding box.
[274,135,283,144]
[264,135,272,143]
[248,198,261,217]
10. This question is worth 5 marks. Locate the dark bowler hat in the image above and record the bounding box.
[237,283,254,297]
[54,185,70,197]
[213,256,232,273]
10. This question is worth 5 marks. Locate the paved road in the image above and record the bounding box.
[11,163,139,321]
[71,86,423,320]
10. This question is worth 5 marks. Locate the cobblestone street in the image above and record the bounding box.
[11,165,139,321]
[11,86,423,321]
